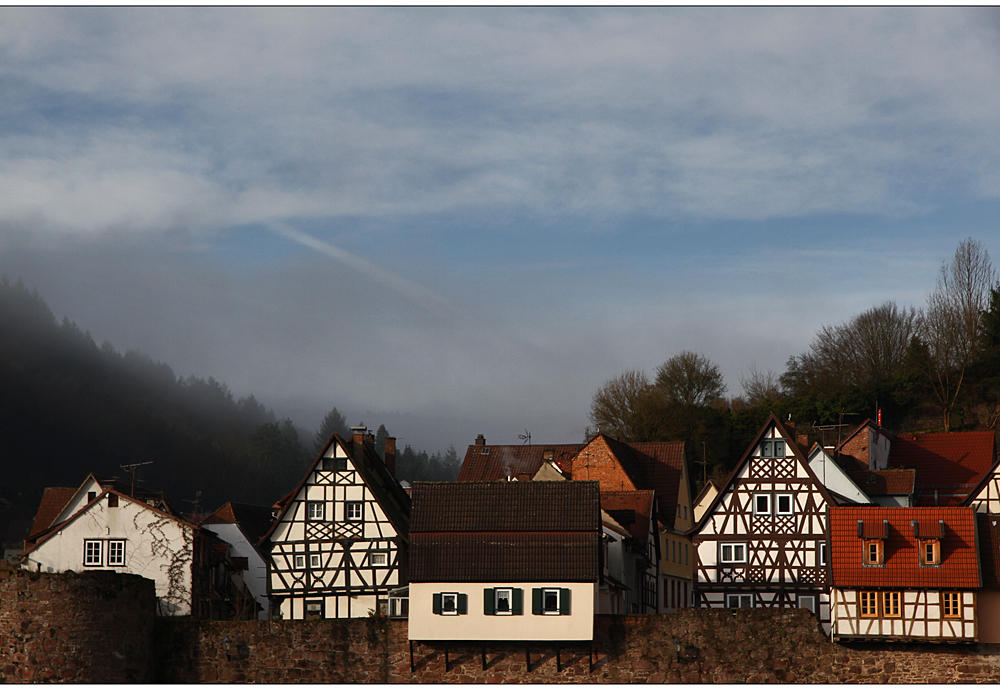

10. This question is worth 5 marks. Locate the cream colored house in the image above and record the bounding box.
[407,481,600,642]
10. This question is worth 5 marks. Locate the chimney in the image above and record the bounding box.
[797,434,809,450]
[475,434,486,446]
[384,436,396,478]
[351,426,367,463]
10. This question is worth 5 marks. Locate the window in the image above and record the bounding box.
[484,587,523,615]
[776,494,793,515]
[818,542,827,567]
[685,543,689,565]
[87,491,97,503]
[309,554,322,569]
[434,592,467,615]
[920,539,941,566]
[761,439,785,458]
[542,589,560,614]
[108,493,119,508]
[754,494,771,515]
[860,591,878,617]
[84,540,102,567]
[294,554,305,569]
[389,596,409,618]
[370,552,388,567]
[306,502,324,520]
[883,591,901,617]
[942,592,960,618]
[726,594,753,608]
[345,502,363,521]
[305,600,324,620]
[107,540,126,566]
[322,457,349,471]
[720,543,747,564]
[799,595,816,614]
[532,587,570,615]
[863,539,883,566]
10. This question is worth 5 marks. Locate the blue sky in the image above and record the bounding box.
[2,7,999,452]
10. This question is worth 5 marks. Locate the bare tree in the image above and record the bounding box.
[654,351,726,406]
[739,364,782,409]
[921,238,997,431]
[590,369,667,442]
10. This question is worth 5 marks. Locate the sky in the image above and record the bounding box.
[2,7,1000,454]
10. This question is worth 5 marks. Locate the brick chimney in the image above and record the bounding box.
[350,426,367,463]
[384,436,396,478]
[798,434,809,450]
[475,434,486,446]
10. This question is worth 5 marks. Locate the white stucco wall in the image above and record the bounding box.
[24,494,194,616]
[408,582,596,641]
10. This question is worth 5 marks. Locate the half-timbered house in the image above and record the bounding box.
[407,480,601,642]
[828,506,979,642]
[965,455,1000,514]
[689,415,835,629]
[261,427,410,620]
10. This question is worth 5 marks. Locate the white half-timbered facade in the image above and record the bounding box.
[965,458,1000,514]
[828,506,979,642]
[262,428,410,620]
[689,415,835,631]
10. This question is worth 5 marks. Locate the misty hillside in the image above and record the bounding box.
[0,277,312,531]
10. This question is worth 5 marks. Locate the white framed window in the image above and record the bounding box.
[306,502,324,520]
[542,588,561,615]
[346,502,363,521]
[294,554,305,569]
[441,593,459,615]
[798,595,816,614]
[107,540,126,566]
[726,594,753,608]
[370,552,388,567]
[305,600,324,620]
[495,588,514,615]
[720,542,747,564]
[775,494,793,515]
[753,493,771,515]
[83,540,102,567]
[818,541,827,567]
[309,554,322,569]
[761,439,785,458]
[389,596,408,618]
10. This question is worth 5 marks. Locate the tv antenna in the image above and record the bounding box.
[518,429,531,445]
[120,461,153,496]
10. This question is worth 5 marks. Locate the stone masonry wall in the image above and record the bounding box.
[0,568,154,683]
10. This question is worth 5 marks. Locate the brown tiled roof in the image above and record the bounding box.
[458,443,583,482]
[977,513,1000,589]
[829,506,979,589]
[600,490,655,542]
[409,532,600,582]
[845,469,915,496]
[409,481,601,533]
[888,431,995,505]
[28,487,76,539]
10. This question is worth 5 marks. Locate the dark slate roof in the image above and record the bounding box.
[409,480,601,583]
[410,532,600,582]
[458,443,584,482]
[409,480,601,533]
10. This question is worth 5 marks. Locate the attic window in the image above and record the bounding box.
[481,447,490,455]
[919,539,941,566]
[760,439,785,458]
[864,539,883,566]
[88,491,97,503]
[867,475,876,484]
[108,493,119,508]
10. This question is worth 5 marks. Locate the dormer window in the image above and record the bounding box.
[920,539,941,566]
[864,539,883,566]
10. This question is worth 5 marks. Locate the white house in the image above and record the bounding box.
[200,501,275,620]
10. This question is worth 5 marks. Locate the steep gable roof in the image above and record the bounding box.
[888,431,996,505]
[691,414,836,534]
[845,469,915,497]
[409,480,601,582]
[828,506,979,589]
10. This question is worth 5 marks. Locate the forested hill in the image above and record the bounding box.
[0,277,311,531]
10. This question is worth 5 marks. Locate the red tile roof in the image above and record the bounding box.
[888,431,995,505]
[27,487,76,539]
[845,469,915,496]
[829,506,979,589]
[458,443,584,482]
[600,490,655,542]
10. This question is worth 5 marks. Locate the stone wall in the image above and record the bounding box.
[0,568,154,683]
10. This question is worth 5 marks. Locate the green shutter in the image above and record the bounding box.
[532,588,542,615]
[560,588,571,615]
[457,593,468,615]
[484,588,495,615]
[513,588,523,615]
[432,593,442,615]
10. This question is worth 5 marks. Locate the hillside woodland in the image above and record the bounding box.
[0,278,457,537]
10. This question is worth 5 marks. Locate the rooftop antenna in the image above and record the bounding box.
[182,490,202,518]
[120,461,153,496]
[518,429,531,445]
